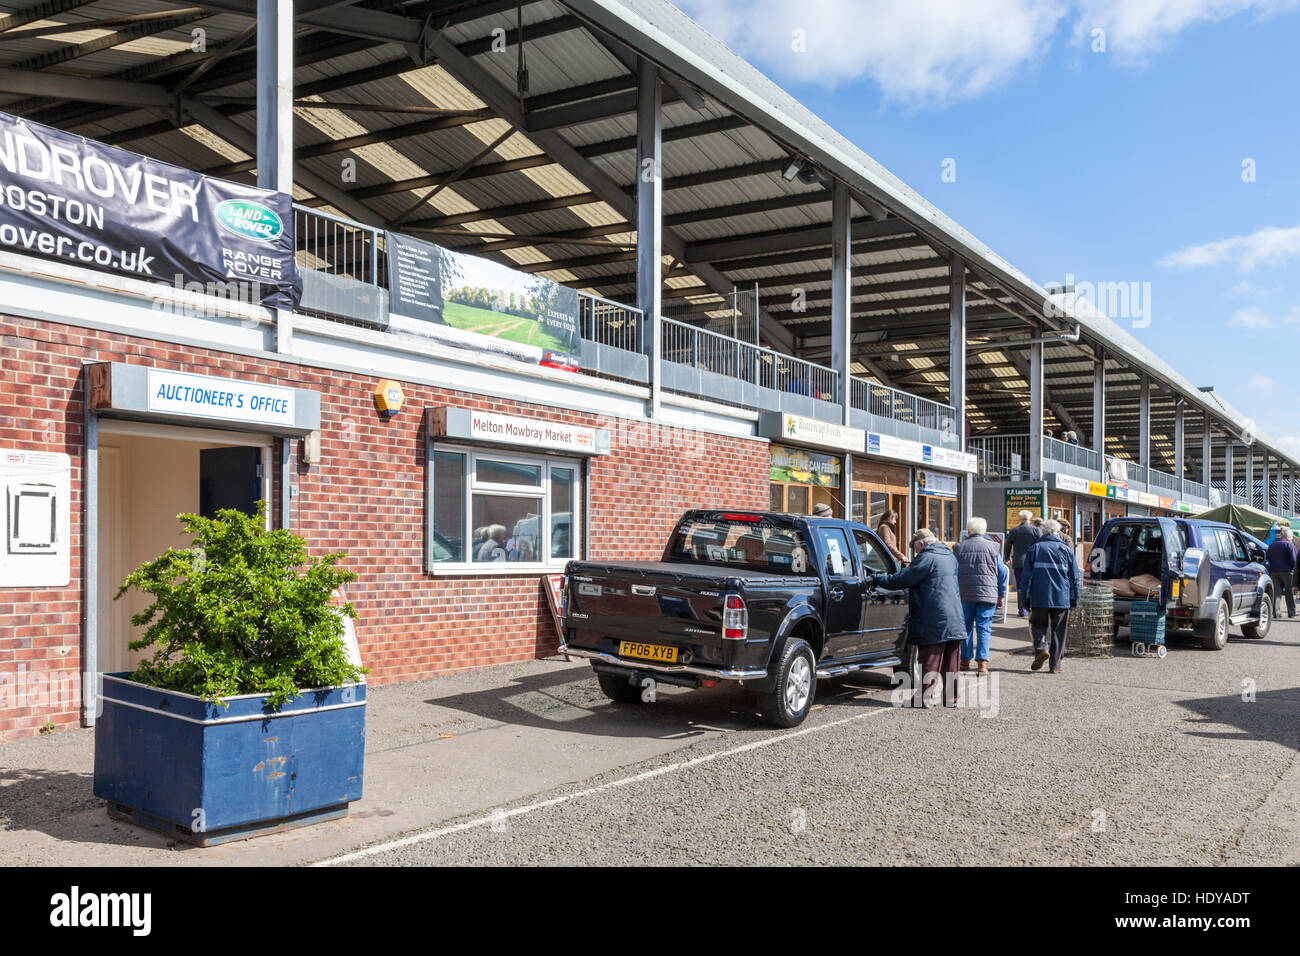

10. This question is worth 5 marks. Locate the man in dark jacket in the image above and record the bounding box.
[1266,527,1297,618]
[1003,510,1042,617]
[873,528,967,707]
[1020,519,1080,674]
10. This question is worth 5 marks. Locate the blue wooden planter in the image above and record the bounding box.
[93,674,366,846]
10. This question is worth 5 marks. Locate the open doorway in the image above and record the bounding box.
[96,420,272,674]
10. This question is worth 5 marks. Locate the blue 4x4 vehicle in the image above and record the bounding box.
[1088,517,1272,650]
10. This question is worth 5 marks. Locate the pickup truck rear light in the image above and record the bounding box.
[723,594,747,640]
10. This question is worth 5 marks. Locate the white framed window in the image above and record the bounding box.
[428,444,580,572]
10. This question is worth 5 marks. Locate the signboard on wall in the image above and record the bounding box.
[917,470,959,498]
[386,232,581,371]
[0,449,70,588]
[426,407,611,456]
[865,431,977,473]
[760,412,863,453]
[770,444,841,488]
[0,110,299,310]
[1004,486,1046,535]
[146,369,296,429]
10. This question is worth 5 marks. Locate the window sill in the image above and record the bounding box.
[426,564,570,577]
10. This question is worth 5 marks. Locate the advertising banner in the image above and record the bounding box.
[770,445,841,488]
[386,232,581,370]
[0,110,298,310]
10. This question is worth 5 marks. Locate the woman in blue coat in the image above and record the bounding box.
[872,527,967,707]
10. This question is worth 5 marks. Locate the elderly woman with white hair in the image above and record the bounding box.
[871,527,967,707]
[1019,518,1080,674]
[954,516,1008,675]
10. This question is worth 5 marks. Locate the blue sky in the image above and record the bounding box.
[676,0,1300,455]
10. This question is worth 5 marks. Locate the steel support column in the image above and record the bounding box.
[1246,448,1255,508]
[1263,453,1272,511]
[258,0,294,353]
[1202,412,1212,487]
[1225,443,1234,502]
[949,254,971,526]
[1028,341,1044,481]
[1092,352,1106,478]
[1138,373,1150,472]
[635,57,663,417]
[830,180,852,426]
[1174,400,1185,497]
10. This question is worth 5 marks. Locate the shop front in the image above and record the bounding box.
[852,459,911,538]
[862,430,977,545]
[758,412,863,518]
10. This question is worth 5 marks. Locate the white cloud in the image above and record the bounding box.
[1225,305,1300,329]
[1276,435,1300,459]
[1248,373,1278,391]
[1160,224,1300,271]
[675,0,1069,102]
[674,0,1298,102]
[1074,0,1299,63]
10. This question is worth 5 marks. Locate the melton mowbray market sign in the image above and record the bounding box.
[0,110,299,311]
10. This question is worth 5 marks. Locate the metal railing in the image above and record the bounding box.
[1045,436,1100,472]
[1128,461,1148,485]
[967,434,1031,481]
[295,205,384,286]
[1148,468,1179,494]
[1183,478,1208,502]
[661,317,838,400]
[579,293,642,353]
[849,377,955,433]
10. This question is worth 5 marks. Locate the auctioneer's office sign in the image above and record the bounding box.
[0,110,300,311]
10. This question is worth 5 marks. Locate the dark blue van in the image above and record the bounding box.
[1087,517,1272,649]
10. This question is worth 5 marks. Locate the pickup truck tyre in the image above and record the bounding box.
[893,644,922,708]
[1197,598,1231,651]
[597,670,646,704]
[1242,593,1272,639]
[758,638,816,728]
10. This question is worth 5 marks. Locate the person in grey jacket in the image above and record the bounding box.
[872,528,967,707]
[1003,510,1042,617]
[955,517,1007,675]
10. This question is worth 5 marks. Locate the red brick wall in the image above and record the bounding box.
[0,315,769,739]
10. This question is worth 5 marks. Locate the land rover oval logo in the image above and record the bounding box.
[215,199,283,243]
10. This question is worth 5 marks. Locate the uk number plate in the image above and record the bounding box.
[618,641,678,663]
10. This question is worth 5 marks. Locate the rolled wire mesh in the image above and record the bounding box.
[1067,582,1115,657]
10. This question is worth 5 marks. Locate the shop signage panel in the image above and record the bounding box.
[918,470,959,498]
[1138,491,1160,507]
[1051,473,1091,494]
[761,412,864,453]
[427,407,610,456]
[770,444,841,488]
[146,369,295,429]
[386,232,581,371]
[1004,486,1046,534]
[0,110,299,310]
[865,432,977,473]
[1088,480,1109,497]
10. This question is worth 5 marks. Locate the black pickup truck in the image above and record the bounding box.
[560,509,911,727]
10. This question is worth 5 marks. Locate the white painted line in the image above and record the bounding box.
[313,705,893,866]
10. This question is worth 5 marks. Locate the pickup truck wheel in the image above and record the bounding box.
[597,671,645,704]
[1198,598,1231,651]
[1242,594,1272,639]
[893,644,922,707]
[758,638,816,728]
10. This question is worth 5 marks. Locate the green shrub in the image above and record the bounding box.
[117,502,366,709]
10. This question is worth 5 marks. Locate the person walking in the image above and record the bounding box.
[872,528,966,707]
[1020,519,1079,674]
[955,517,1007,675]
[1266,526,1297,619]
[1003,510,1042,617]
[876,508,909,566]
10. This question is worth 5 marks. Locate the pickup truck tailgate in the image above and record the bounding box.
[566,561,734,646]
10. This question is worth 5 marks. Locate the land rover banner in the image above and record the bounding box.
[385,231,581,371]
[0,110,299,311]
